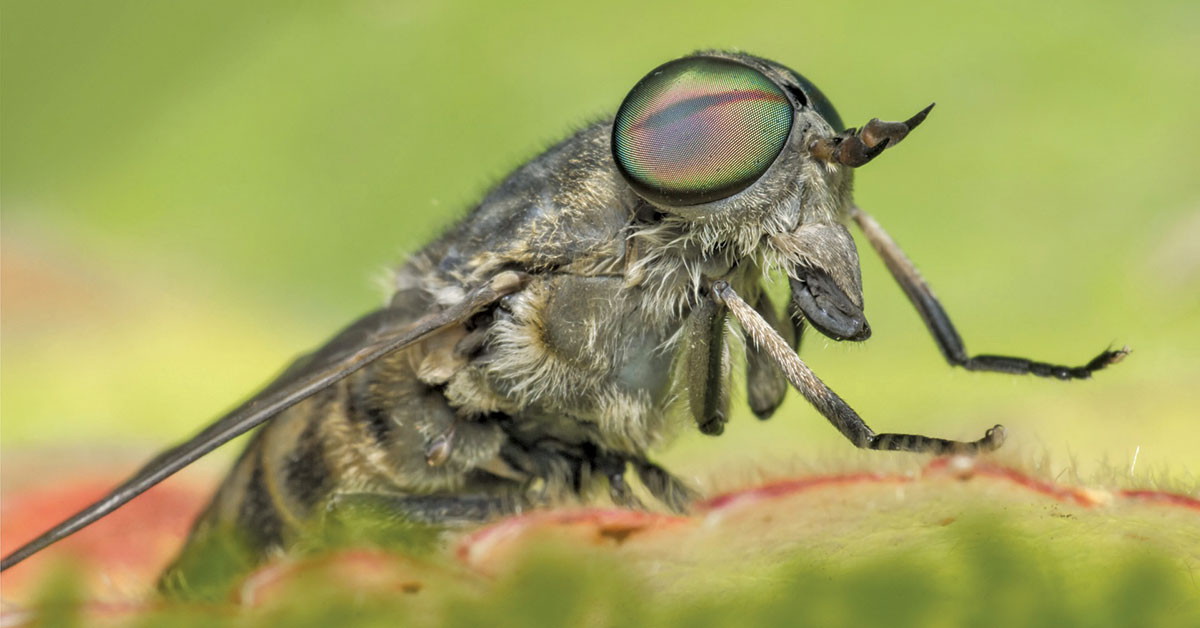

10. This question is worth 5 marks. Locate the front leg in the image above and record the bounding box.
[850,206,1128,379]
[714,281,1005,455]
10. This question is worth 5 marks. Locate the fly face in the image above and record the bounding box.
[612,52,927,342]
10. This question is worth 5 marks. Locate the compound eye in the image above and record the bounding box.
[613,57,794,206]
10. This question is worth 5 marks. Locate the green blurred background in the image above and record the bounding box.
[3,0,1198,485]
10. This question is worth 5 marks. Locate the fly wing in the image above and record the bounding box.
[0,271,529,571]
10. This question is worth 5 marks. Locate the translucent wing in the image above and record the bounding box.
[0,271,528,571]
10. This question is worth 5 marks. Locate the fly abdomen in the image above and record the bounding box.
[169,380,346,567]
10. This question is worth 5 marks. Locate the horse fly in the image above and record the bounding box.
[1,52,1127,590]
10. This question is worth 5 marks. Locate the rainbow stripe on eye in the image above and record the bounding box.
[613,57,793,206]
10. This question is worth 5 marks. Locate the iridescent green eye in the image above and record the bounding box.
[612,57,794,206]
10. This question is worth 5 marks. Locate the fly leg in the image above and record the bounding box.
[713,281,1005,455]
[850,205,1128,379]
[593,449,698,513]
[593,452,646,510]
[497,438,585,505]
[630,458,697,514]
[745,290,793,420]
[685,294,731,435]
[500,437,695,513]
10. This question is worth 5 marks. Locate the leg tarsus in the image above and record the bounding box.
[868,424,1006,455]
[498,437,695,514]
[593,449,695,514]
[962,345,1129,380]
[849,205,1128,381]
[607,470,645,510]
[593,454,644,509]
[631,459,697,514]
